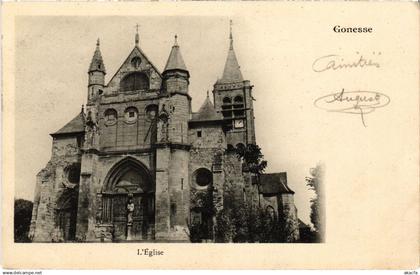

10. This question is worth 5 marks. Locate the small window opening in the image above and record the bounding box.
[197,131,202,138]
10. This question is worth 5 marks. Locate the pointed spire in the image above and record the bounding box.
[218,20,243,84]
[192,94,222,121]
[163,34,188,72]
[135,24,140,46]
[89,38,106,73]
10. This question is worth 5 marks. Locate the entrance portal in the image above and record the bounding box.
[102,157,155,241]
[55,188,78,241]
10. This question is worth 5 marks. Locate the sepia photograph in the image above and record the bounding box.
[14,16,324,244]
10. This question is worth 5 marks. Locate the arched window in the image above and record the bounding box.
[193,168,213,189]
[222,97,233,120]
[234,95,243,103]
[233,95,245,117]
[121,72,149,92]
[131,57,142,68]
[124,107,138,123]
[223,97,232,104]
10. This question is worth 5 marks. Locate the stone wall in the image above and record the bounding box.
[165,94,190,144]
[222,153,246,209]
[98,99,159,150]
[167,148,190,240]
[189,123,226,212]
[30,135,82,242]
[163,71,189,95]
[155,147,170,240]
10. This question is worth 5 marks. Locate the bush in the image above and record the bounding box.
[215,209,234,243]
[14,199,33,242]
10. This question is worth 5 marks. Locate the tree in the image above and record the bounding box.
[188,187,216,242]
[14,198,33,242]
[214,208,235,243]
[214,182,293,243]
[234,144,267,176]
[305,163,325,242]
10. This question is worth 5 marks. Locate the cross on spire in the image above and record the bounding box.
[229,19,233,49]
[174,34,178,46]
[229,20,233,39]
[135,24,140,46]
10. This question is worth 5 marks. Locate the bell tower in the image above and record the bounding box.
[213,21,256,148]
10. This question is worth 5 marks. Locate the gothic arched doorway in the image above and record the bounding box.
[102,157,155,241]
[55,188,78,241]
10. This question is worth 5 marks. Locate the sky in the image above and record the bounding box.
[14,16,319,225]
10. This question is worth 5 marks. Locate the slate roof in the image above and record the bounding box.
[259,172,295,195]
[190,95,223,122]
[164,37,188,72]
[51,112,85,136]
[217,40,243,84]
[89,40,106,74]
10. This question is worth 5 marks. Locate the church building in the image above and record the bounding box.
[28,24,299,242]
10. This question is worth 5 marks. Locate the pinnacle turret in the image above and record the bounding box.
[88,38,106,74]
[163,35,188,73]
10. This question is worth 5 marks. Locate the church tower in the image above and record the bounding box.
[75,39,106,240]
[154,35,191,241]
[213,21,256,148]
[161,35,190,143]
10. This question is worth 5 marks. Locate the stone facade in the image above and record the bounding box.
[28,29,299,243]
